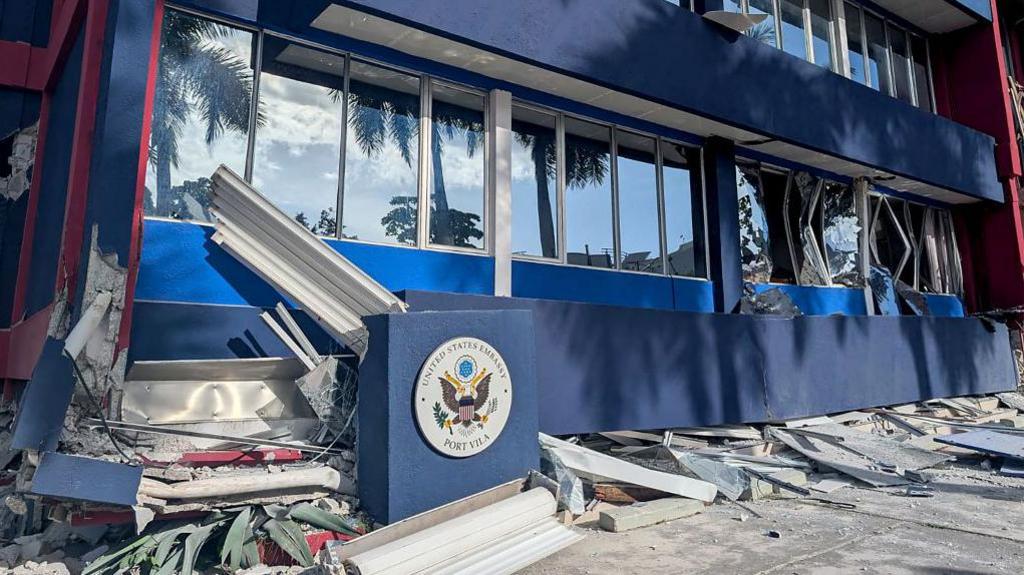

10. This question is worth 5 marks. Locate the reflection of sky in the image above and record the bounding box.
[145,24,254,215]
[778,0,807,61]
[251,70,342,232]
[663,164,694,250]
[511,130,557,257]
[809,0,832,69]
[737,167,769,252]
[432,116,485,249]
[617,154,660,267]
[565,149,612,263]
[747,0,777,47]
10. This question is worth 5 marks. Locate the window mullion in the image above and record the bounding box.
[556,113,567,265]
[655,138,669,276]
[417,76,433,249]
[859,8,871,88]
[802,0,814,65]
[610,126,622,270]
[335,54,351,239]
[243,30,264,183]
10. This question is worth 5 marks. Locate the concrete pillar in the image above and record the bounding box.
[700,137,742,313]
[488,89,512,297]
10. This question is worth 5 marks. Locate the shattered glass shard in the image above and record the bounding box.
[737,167,773,283]
[739,284,803,318]
[822,182,863,287]
[894,279,930,316]
[794,172,829,286]
[869,266,900,316]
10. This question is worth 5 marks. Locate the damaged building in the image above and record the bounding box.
[1,0,1024,572]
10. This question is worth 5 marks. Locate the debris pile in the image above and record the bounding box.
[534,392,1024,534]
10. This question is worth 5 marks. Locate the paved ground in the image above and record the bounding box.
[521,462,1024,575]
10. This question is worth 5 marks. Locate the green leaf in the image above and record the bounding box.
[82,535,153,575]
[181,519,228,575]
[287,502,360,536]
[155,548,184,575]
[241,525,261,568]
[154,524,199,567]
[221,506,252,569]
[264,518,314,567]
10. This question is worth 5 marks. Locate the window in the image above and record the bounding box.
[808,0,833,70]
[342,61,421,245]
[869,194,961,295]
[615,130,661,273]
[661,143,698,277]
[145,10,255,221]
[910,35,934,111]
[864,12,892,96]
[747,0,779,47]
[738,162,864,287]
[779,0,808,62]
[887,23,914,104]
[430,82,486,250]
[511,105,558,259]
[844,2,867,85]
[564,117,614,269]
[252,38,344,237]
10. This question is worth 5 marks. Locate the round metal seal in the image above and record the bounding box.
[413,337,513,458]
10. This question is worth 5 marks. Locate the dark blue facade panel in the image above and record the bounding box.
[326,0,999,202]
[24,30,83,318]
[136,220,495,308]
[401,290,1015,434]
[128,300,339,363]
[0,0,52,46]
[511,259,713,312]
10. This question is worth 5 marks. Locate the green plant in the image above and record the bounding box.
[83,502,361,575]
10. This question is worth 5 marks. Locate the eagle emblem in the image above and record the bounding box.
[432,355,496,433]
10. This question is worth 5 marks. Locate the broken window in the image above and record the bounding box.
[738,162,863,287]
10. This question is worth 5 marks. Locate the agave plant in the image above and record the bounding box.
[83,502,361,575]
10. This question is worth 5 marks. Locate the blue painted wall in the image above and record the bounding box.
[753,284,869,316]
[24,30,83,318]
[512,260,713,312]
[924,294,966,318]
[402,290,1016,434]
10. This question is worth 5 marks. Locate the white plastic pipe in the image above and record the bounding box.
[64,291,112,358]
[345,488,557,575]
[138,466,355,500]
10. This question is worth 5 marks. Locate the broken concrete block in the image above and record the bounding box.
[598,498,704,533]
[741,469,808,501]
[0,544,20,567]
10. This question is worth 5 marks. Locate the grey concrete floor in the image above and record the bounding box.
[521,462,1024,575]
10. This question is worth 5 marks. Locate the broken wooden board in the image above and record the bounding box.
[802,423,952,471]
[539,434,717,502]
[771,430,907,487]
[934,430,1024,459]
[593,483,667,504]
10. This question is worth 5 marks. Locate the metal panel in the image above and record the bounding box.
[30,452,143,507]
[935,430,1024,459]
[122,357,315,425]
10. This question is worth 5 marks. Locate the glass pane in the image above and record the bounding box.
[343,61,420,245]
[662,142,696,277]
[747,0,778,47]
[737,164,772,283]
[564,117,613,269]
[779,0,808,61]
[808,0,833,70]
[251,39,344,236]
[146,10,255,222]
[724,0,743,13]
[616,131,661,273]
[888,24,913,104]
[844,4,867,85]
[430,83,485,249]
[864,12,892,95]
[511,105,558,258]
[911,36,933,111]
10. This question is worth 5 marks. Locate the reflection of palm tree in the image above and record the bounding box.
[747,20,776,46]
[149,11,259,215]
[513,125,557,257]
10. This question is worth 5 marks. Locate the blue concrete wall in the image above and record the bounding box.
[24,30,83,318]
[359,310,538,523]
[512,260,713,312]
[753,284,869,316]
[401,290,1016,434]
